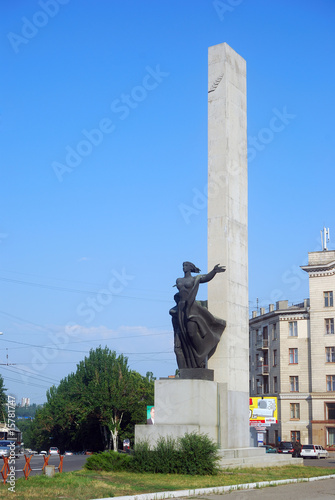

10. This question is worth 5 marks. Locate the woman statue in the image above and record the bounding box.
[169,262,226,370]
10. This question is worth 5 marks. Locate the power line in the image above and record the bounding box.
[0,268,169,295]
[0,276,171,302]
[0,366,59,388]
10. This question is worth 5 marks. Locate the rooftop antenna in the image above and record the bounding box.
[321,226,330,251]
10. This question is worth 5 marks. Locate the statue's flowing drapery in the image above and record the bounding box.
[170,275,226,369]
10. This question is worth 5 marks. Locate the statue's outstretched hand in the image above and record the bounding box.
[214,264,226,273]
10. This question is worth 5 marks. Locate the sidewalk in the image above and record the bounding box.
[91,473,335,500]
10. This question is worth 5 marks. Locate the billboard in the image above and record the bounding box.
[146,405,154,425]
[249,397,277,426]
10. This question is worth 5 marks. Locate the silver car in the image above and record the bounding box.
[0,445,9,458]
[301,444,329,459]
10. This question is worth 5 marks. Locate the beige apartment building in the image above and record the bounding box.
[249,248,335,449]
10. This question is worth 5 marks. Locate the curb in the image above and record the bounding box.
[91,473,335,500]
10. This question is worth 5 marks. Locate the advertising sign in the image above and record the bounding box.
[249,397,277,425]
[146,406,155,425]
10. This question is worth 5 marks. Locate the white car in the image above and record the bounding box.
[48,447,60,455]
[301,444,329,459]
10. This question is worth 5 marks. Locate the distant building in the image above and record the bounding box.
[249,247,335,449]
[21,398,30,407]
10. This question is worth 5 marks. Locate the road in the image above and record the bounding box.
[179,478,335,500]
[8,454,88,479]
[300,456,335,467]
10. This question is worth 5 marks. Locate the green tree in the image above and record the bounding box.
[29,347,154,453]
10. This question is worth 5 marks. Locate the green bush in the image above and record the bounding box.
[178,432,219,475]
[85,450,133,471]
[154,436,181,474]
[85,433,220,475]
[130,440,156,473]
[132,433,219,475]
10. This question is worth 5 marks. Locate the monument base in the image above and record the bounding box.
[135,379,302,468]
[135,378,219,445]
[217,447,303,468]
[179,368,214,381]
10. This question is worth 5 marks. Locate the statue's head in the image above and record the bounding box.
[183,261,200,274]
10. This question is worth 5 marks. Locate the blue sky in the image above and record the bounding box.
[1,0,334,404]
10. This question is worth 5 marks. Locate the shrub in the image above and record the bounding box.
[130,440,156,473]
[178,432,220,475]
[85,433,220,475]
[154,436,181,474]
[132,433,219,475]
[85,450,133,471]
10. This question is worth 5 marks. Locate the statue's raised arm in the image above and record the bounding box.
[199,263,226,283]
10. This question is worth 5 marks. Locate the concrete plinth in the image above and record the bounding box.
[135,379,219,446]
[217,448,303,468]
[135,379,298,468]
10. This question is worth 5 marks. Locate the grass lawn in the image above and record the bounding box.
[0,465,334,500]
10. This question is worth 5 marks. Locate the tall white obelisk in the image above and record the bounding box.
[207,43,249,449]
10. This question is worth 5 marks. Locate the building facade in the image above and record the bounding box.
[249,249,335,449]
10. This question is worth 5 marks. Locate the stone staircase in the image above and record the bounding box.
[217,447,303,468]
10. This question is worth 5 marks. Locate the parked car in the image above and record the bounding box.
[39,450,47,455]
[64,451,73,456]
[301,444,329,459]
[48,447,60,455]
[0,442,10,458]
[277,441,294,454]
[262,445,277,454]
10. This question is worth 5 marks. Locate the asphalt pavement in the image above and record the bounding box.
[176,477,335,500]
[12,453,88,479]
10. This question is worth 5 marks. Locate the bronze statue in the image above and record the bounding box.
[169,262,226,370]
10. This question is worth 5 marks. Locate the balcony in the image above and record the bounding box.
[256,337,269,349]
[257,363,269,375]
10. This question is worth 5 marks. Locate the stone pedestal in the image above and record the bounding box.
[135,379,301,468]
[135,379,219,446]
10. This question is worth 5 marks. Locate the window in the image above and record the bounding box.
[289,348,298,364]
[273,349,277,367]
[274,376,278,393]
[326,347,335,363]
[290,403,300,419]
[291,430,300,442]
[290,376,299,392]
[256,379,262,395]
[326,403,335,420]
[324,291,334,308]
[325,318,334,335]
[326,375,335,392]
[271,323,277,340]
[262,326,268,347]
[289,321,298,337]
[327,428,335,446]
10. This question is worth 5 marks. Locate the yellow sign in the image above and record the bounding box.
[249,397,277,423]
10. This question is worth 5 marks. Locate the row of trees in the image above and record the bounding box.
[21,347,154,452]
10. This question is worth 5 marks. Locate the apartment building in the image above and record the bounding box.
[249,248,335,449]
